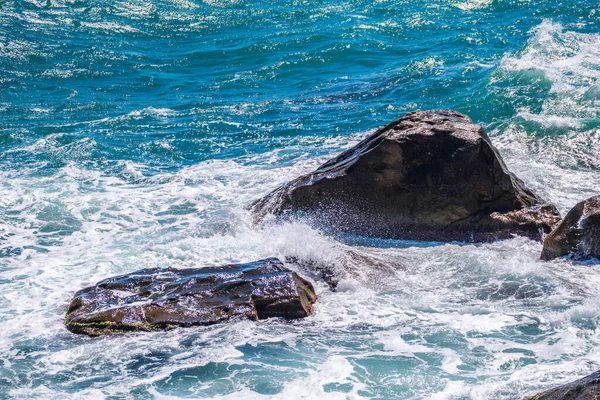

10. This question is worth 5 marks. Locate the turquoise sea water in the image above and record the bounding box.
[1,0,600,398]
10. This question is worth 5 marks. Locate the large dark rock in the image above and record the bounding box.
[66,258,317,336]
[526,369,600,400]
[541,196,600,261]
[251,110,560,242]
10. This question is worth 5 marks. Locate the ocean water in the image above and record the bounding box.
[1,0,600,398]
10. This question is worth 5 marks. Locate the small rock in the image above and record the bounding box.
[541,196,600,261]
[526,369,600,400]
[66,258,317,336]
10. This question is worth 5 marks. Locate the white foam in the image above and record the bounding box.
[0,150,599,399]
[454,0,493,11]
[517,111,583,129]
[498,20,600,130]
[81,21,141,33]
[491,19,600,205]
[113,0,156,19]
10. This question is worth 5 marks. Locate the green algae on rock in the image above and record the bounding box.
[65,258,317,336]
[250,110,561,242]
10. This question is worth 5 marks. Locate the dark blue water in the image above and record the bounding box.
[1,0,600,398]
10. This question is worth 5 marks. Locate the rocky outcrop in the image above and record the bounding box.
[541,196,600,261]
[526,369,600,400]
[66,258,317,336]
[251,110,560,242]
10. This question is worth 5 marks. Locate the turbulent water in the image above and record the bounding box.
[1,0,600,399]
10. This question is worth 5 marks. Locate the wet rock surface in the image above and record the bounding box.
[251,110,560,242]
[66,258,317,336]
[541,196,600,261]
[527,370,600,400]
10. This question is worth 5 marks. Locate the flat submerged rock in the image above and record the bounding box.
[66,258,317,336]
[251,110,561,242]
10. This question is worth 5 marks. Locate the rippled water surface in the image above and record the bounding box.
[1,0,600,399]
